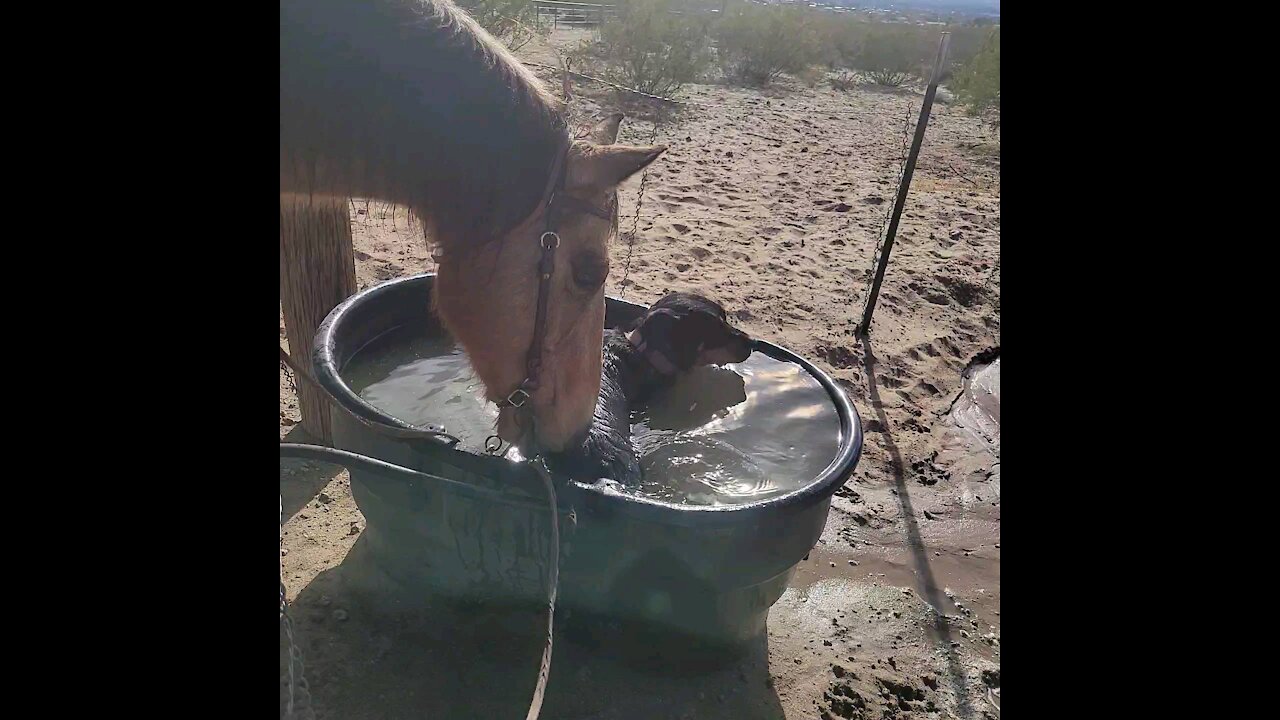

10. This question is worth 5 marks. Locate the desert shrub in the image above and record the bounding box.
[818,16,986,83]
[830,70,857,92]
[941,24,989,73]
[811,16,847,69]
[854,25,932,87]
[796,65,825,88]
[952,28,1000,130]
[715,4,824,87]
[822,16,874,70]
[456,0,543,50]
[586,0,712,97]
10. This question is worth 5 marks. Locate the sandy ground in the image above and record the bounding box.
[280,28,1000,720]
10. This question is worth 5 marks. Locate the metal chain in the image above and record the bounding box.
[526,59,669,301]
[281,356,298,395]
[859,99,916,324]
[619,110,664,299]
[281,495,317,720]
[281,605,317,720]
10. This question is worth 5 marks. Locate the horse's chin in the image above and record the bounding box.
[496,407,529,449]
[498,405,596,457]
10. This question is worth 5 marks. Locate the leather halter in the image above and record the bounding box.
[493,139,614,434]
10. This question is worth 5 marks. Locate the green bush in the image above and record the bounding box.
[853,25,933,87]
[587,0,712,98]
[818,19,987,87]
[952,29,1000,129]
[820,15,874,70]
[715,4,823,87]
[941,25,990,74]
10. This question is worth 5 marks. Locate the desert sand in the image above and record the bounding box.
[280,28,1000,720]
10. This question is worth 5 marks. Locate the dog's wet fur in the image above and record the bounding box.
[545,292,753,484]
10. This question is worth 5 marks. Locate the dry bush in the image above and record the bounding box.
[854,25,932,87]
[715,4,824,87]
[456,0,543,51]
[576,0,712,98]
[821,14,874,70]
[796,65,825,88]
[830,70,858,92]
[819,17,988,88]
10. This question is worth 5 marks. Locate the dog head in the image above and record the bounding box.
[628,292,753,374]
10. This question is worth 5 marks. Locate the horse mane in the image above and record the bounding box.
[280,0,568,246]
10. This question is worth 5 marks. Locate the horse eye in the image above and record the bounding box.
[571,252,608,290]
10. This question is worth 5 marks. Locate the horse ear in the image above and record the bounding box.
[589,113,625,144]
[569,144,667,190]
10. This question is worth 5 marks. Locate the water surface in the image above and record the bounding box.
[343,328,841,505]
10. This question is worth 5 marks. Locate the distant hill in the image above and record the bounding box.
[823,0,1001,17]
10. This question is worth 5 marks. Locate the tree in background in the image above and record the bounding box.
[595,0,713,97]
[716,3,823,87]
[854,24,931,87]
[952,28,1000,130]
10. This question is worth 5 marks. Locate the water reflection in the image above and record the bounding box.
[344,331,840,506]
[631,355,840,506]
[347,337,498,453]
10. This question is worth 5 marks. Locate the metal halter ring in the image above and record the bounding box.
[505,388,530,408]
[540,231,560,250]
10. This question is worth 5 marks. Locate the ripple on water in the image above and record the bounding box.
[343,329,841,506]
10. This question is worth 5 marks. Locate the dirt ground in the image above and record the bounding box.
[280,28,1000,720]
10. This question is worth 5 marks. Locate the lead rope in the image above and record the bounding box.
[514,159,568,720]
[524,456,562,720]
[278,446,567,720]
[283,337,562,720]
[280,139,578,719]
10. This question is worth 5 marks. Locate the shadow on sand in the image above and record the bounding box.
[281,533,788,719]
[859,335,976,720]
[280,425,346,520]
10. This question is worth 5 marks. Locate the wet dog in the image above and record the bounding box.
[545,292,753,484]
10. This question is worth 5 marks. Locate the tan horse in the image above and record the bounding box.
[281,0,665,452]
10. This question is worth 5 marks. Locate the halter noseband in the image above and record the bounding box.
[493,139,614,440]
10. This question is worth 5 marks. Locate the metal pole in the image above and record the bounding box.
[857,32,951,337]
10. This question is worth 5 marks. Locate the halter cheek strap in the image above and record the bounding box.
[494,140,615,415]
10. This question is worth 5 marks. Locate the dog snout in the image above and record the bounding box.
[732,332,755,362]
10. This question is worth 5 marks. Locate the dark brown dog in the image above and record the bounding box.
[546,292,753,484]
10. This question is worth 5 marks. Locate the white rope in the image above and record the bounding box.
[524,462,563,720]
[280,439,565,720]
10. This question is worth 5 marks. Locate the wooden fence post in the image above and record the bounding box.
[280,195,357,444]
